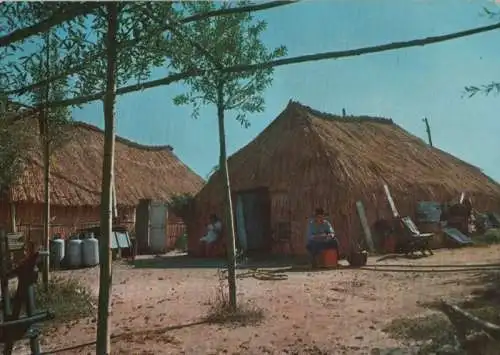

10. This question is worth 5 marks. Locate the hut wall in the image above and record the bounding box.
[188,185,500,257]
[186,197,219,255]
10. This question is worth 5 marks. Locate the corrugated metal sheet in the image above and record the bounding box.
[416,201,442,223]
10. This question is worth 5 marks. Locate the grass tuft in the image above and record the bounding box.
[204,269,265,326]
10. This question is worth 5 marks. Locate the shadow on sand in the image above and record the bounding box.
[129,252,500,276]
[43,320,208,354]
[129,253,311,271]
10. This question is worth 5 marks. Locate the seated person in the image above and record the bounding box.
[200,214,222,255]
[306,208,339,266]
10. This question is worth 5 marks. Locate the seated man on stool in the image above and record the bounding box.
[306,208,339,267]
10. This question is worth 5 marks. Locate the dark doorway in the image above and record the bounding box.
[234,187,271,255]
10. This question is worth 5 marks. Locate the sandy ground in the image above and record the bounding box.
[33,245,500,355]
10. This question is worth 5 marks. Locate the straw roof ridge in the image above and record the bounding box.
[2,109,174,152]
[288,100,395,125]
[73,121,174,152]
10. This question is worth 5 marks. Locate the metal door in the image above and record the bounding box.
[149,201,168,254]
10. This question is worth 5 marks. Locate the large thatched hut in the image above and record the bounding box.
[0,114,204,247]
[187,101,500,256]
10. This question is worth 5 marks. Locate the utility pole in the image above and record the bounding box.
[422,117,433,147]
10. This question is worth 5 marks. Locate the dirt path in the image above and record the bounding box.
[40,245,500,354]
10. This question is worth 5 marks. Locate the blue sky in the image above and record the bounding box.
[72,0,500,181]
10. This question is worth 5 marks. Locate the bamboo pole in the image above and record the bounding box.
[0,3,102,47]
[24,20,500,110]
[7,1,298,96]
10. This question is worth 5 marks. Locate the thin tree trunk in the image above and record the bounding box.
[42,129,50,289]
[216,82,237,309]
[96,3,118,354]
[42,30,51,291]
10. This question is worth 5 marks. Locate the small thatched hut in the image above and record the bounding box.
[187,101,500,256]
[0,115,204,246]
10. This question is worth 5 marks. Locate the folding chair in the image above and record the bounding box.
[398,216,434,257]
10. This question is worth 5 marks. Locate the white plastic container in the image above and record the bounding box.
[67,239,83,268]
[50,238,65,269]
[82,237,99,267]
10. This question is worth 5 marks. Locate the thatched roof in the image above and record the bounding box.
[7,118,204,206]
[200,100,500,205]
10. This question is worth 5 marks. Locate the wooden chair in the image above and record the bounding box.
[0,230,54,355]
[271,221,293,255]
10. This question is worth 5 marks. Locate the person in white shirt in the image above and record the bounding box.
[200,214,222,255]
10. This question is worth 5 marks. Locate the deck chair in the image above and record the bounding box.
[398,216,434,257]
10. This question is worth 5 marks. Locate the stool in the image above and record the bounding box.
[203,242,226,258]
[317,249,338,268]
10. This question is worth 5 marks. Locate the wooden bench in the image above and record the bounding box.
[0,230,54,355]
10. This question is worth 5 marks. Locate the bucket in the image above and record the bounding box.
[384,235,396,253]
[319,249,338,267]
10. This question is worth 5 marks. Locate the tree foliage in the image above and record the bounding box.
[1,3,94,98]
[0,114,36,194]
[75,3,173,98]
[2,2,174,106]
[464,7,500,98]
[168,193,195,221]
[170,1,286,127]
[464,82,500,97]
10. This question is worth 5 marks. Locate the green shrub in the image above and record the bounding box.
[35,277,95,324]
[476,228,500,245]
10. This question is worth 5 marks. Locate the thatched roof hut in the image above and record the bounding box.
[6,119,203,206]
[187,101,500,256]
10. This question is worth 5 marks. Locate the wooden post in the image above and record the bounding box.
[356,201,375,252]
[422,117,433,147]
[26,283,41,354]
[383,184,400,218]
[0,229,12,317]
[9,202,17,233]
